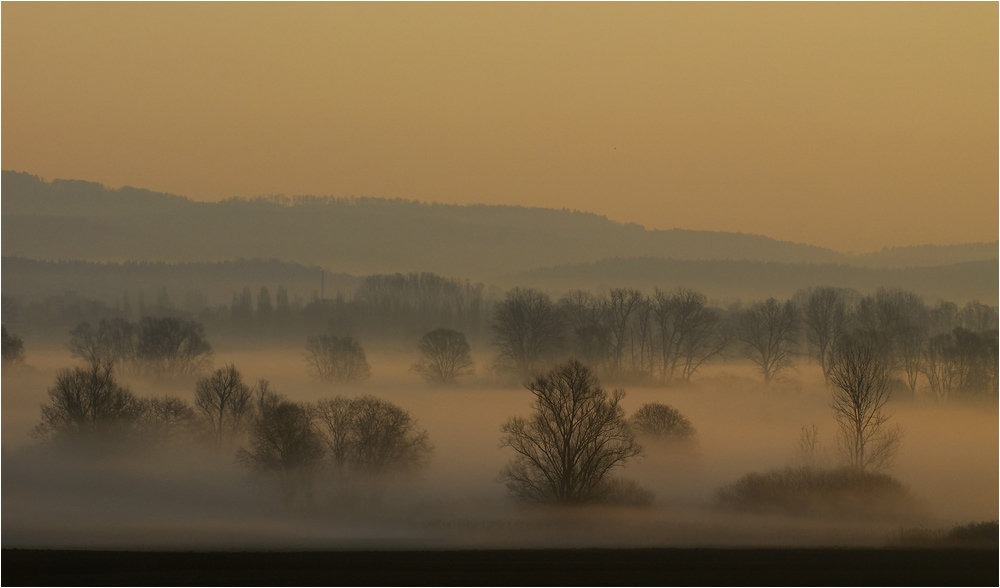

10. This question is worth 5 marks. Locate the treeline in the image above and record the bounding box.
[485,286,998,399]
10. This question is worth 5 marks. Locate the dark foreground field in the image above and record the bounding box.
[4,548,997,586]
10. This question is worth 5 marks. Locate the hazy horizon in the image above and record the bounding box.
[3,3,996,253]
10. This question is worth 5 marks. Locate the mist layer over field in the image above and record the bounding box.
[3,344,996,550]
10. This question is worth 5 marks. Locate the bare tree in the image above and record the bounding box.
[304,334,371,383]
[34,362,141,448]
[314,395,431,475]
[412,328,474,384]
[801,287,853,382]
[498,360,643,504]
[855,288,928,394]
[828,337,902,473]
[491,287,564,377]
[194,364,255,449]
[652,288,729,383]
[738,298,799,385]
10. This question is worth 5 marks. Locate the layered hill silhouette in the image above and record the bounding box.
[2,171,996,303]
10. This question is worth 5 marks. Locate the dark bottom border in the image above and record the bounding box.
[4,547,997,586]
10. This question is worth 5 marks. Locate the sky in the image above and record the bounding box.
[2,3,996,253]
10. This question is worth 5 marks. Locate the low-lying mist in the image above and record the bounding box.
[3,344,996,550]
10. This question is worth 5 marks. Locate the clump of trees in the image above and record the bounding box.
[314,395,432,475]
[921,327,999,400]
[238,386,326,506]
[237,392,432,505]
[498,360,646,505]
[412,328,474,384]
[32,361,198,452]
[304,334,371,383]
[628,403,696,444]
[68,316,212,379]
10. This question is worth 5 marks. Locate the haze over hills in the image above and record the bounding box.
[2,171,996,304]
[4,172,995,272]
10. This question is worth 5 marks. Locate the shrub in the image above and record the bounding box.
[714,466,917,519]
[595,477,655,507]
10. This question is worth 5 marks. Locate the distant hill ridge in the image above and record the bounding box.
[2,171,995,279]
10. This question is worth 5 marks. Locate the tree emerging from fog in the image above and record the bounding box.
[304,334,371,383]
[314,395,431,475]
[491,287,564,378]
[412,328,474,384]
[738,298,799,385]
[194,364,255,449]
[499,360,643,504]
[829,336,902,473]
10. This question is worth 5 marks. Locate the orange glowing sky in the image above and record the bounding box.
[2,3,996,253]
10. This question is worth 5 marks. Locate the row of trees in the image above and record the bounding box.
[489,286,998,398]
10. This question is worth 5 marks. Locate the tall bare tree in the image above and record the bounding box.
[801,287,853,382]
[855,288,927,394]
[194,364,255,449]
[652,288,729,383]
[498,360,642,504]
[738,298,799,385]
[829,336,902,473]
